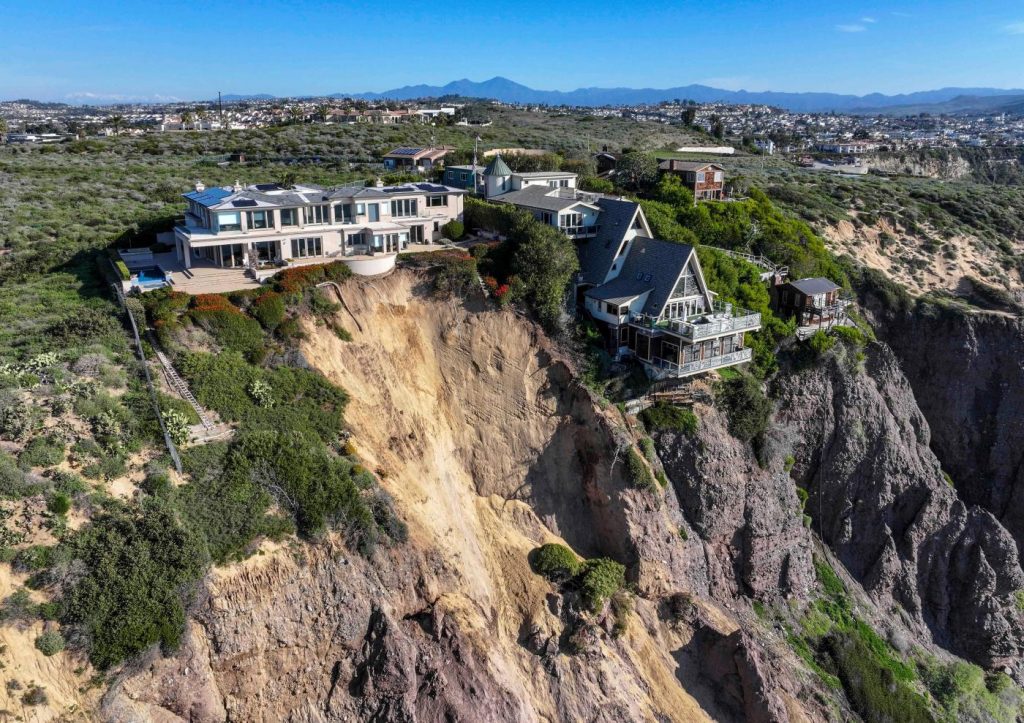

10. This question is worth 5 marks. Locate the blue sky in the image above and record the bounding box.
[1,0,1023,102]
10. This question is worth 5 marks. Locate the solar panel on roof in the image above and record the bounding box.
[232,199,258,207]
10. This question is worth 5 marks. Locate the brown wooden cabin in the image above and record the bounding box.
[773,277,843,326]
[657,160,725,201]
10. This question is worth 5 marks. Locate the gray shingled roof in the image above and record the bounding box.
[788,277,840,295]
[576,198,642,285]
[492,185,592,212]
[586,237,695,317]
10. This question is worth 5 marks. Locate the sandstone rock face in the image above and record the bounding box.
[773,342,1024,674]
[870,300,1024,555]
[103,271,822,722]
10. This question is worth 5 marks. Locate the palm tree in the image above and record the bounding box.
[315,104,330,123]
[109,115,124,135]
[181,111,194,130]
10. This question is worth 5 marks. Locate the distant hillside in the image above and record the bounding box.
[850,93,1024,116]
[332,76,1024,113]
[219,93,276,102]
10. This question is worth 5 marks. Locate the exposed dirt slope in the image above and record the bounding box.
[103,270,823,722]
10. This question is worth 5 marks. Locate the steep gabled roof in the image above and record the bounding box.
[577,198,644,286]
[586,237,696,318]
[483,154,512,177]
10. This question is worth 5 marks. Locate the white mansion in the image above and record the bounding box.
[173,179,465,276]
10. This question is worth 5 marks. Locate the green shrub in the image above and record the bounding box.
[433,254,478,296]
[625,447,657,493]
[441,219,464,240]
[639,436,656,463]
[250,291,285,330]
[639,402,697,434]
[717,374,772,443]
[531,543,581,580]
[577,558,626,613]
[47,493,71,516]
[57,500,208,670]
[114,260,130,281]
[832,325,867,348]
[35,630,65,656]
[0,390,32,441]
[807,330,836,357]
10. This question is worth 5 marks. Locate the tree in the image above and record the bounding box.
[181,111,194,130]
[109,115,124,135]
[315,104,331,123]
[683,107,697,126]
[510,218,579,331]
[615,152,659,191]
[0,117,7,135]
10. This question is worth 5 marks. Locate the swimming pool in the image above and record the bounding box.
[134,266,169,288]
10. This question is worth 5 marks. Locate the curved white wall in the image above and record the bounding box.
[341,254,397,276]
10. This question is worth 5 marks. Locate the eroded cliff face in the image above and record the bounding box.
[102,271,822,723]
[866,297,1024,555]
[771,342,1024,674]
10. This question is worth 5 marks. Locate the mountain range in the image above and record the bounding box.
[324,76,1024,113]
[51,77,1024,113]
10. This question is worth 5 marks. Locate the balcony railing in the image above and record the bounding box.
[559,224,600,238]
[647,347,753,377]
[629,309,761,340]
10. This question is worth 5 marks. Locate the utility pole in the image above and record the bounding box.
[218,91,223,124]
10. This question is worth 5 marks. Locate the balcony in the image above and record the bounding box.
[629,308,762,340]
[646,347,754,378]
[559,224,600,238]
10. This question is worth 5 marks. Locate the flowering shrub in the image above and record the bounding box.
[190,294,242,315]
[162,409,192,446]
[483,276,499,292]
[247,379,274,408]
[274,262,352,295]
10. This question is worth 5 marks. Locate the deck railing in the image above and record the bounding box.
[629,308,762,340]
[647,347,753,377]
[560,224,600,238]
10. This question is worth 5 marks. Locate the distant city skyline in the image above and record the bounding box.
[1,0,1023,102]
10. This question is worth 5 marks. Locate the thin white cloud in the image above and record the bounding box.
[837,24,867,33]
[1004,21,1024,35]
[861,17,877,23]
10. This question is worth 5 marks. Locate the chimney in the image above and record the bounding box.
[375,177,384,189]
[233,179,242,192]
[194,180,205,192]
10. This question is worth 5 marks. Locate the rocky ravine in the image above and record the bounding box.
[772,342,1024,674]
[865,294,1024,557]
[103,271,825,722]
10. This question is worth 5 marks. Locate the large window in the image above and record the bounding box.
[246,210,271,230]
[696,171,706,183]
[217,211,241,232]
[335,204,354,223]
[367,204,380,222]
[302,205,329,225]
[390,198,418,217]
[561,212,583,228]
[290,237,323,258]
[280,208,297,226]
[426,194,448,207]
